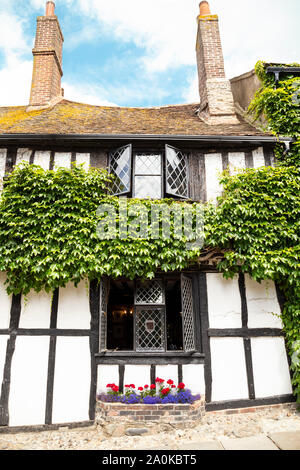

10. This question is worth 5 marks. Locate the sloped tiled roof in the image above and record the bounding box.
[0,99,268,136]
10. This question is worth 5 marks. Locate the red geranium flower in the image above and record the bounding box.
[144,385,149,389]
[138,387,143,391]
[112,386,119,392]
[150,384,156,390]
[178,382,185,389]
[171,385,176,388]
[167,379,174,385]
[130,384,135,389]
[155,377,164,383]
[161,388,170,395]
[125,385,130,388]
[106,384,112,388]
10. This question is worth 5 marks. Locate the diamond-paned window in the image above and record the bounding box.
[181,275,196,352]
[135,154,161,175]
[135,280,164,305]
[99,278,109,351]
[135,306,165,352]
[101,275,198,354]
[133,154,162,199]
[109,145,132,195]
[165,145,189,198]
[108,145,190,199]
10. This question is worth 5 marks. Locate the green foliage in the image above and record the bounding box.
[0,59,299,403]
[248,61,300,167]
[237,60,300,402]
[0,163,202,295]
[205,164,300,402]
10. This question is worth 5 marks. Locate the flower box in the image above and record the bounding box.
[96,378,205,434]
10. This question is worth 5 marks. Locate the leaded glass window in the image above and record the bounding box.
[135,306,165,352]
[135,280,164,305]
[109,144,132,195]
[133,153,162,199]
[181,274,196,352]
[101,276,197,354]
[99,278,109,351]
[109,145,190,199]
[165,145,189,198]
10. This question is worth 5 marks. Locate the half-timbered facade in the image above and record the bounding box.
[0,1,294,429]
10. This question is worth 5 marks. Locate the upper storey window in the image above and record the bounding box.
[109,145,189,199]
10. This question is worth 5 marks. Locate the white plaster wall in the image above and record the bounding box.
[204,153,223,203]
[52,337,91,424]
[252,147,265,168]
[0,336,8,389]
[34,151,50,170]
[16,148,32,166]
[19,290,52,329]
[228,152,246,175]
[57,280,91,330]
[182,364,205,396]
[0,149,7,190]
[124,365,151,388]
[0,149,6,178]
[54,152,72,170]
[207,273,242,328]
[210,337,249,402]
[97,365,119,394]
[76,153,90,170]
[155,365,178,385]
[0,273,12,329]
[245,275,283,329]
[8,336,49,426]
[251,337,292,398]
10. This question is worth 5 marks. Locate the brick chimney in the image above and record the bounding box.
[196,1,239,125]
[28,1,64,109]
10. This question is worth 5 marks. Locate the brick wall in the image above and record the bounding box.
[96,400,205,428]
[196,8,239,125]
[29,12,64,107]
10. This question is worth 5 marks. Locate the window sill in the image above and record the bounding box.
[95,351,205,365]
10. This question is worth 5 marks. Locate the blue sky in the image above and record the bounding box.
[0,0,299,107]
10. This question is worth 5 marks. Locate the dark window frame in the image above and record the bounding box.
[99,274,198,356]
[108,144,190,200]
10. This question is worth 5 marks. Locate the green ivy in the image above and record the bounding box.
[0,60,299,404]
[0,163,203,295]
[249,60,300,167]
[244,61,300,403]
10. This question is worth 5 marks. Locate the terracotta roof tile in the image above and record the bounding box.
[0,100,267,136]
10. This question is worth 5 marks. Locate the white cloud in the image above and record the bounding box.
[53,0,300,77]
[0,12,29,56]
[0,57,32,106]
[0,11,32,105]
[182,72,199,103]
[68,0,198,72]
[0,0,299,107]
[63,82,117,106]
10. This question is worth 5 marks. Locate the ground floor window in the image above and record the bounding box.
[100,275,196,353]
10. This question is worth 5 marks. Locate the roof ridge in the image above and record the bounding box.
[59,99,199,111]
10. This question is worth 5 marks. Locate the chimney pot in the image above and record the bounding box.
[46,1,55,16]
[199,1,211,16]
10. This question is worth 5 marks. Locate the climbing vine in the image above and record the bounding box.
[249,60,300,167]
[0,163,202,295]
[243,61,300,403]
[206,166,300,403]
[0,61,299,404]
